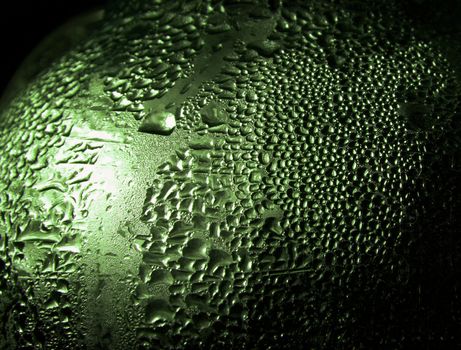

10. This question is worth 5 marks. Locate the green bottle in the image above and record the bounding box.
[0,0,460,349]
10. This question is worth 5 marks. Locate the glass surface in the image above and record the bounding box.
[0,0,460,349]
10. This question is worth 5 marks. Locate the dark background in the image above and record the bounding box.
[0,0,106,95]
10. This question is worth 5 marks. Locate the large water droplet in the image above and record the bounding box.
[139,111,176,135]
[200,101,228,126]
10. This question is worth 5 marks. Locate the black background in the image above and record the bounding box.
[0,0,106,95]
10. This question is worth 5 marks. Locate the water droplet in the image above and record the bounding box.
[200,102,229,126]
[139,111,176,135]
[145,299,175,323]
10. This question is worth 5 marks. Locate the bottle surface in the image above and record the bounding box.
[0,0,460,349]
